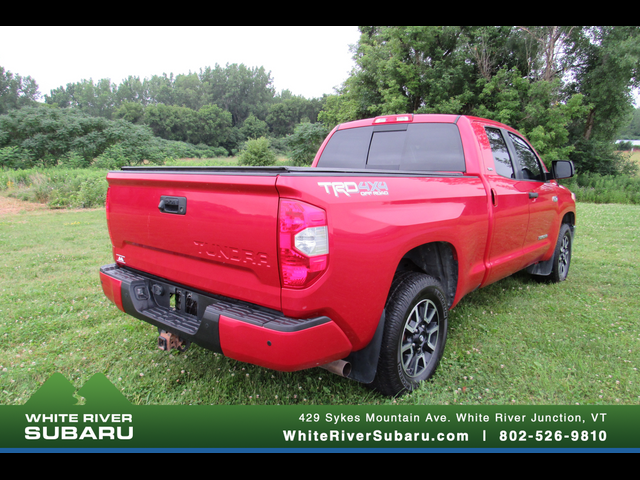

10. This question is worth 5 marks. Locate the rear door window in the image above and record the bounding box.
[485,127,515,178]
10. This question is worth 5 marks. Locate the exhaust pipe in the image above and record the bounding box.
[320,359,352,378]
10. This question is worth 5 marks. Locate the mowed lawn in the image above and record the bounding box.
[0,199,638,406]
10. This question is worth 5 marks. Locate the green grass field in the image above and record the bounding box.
[0,201,638,406]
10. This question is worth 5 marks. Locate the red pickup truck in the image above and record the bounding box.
[99,114,576,396]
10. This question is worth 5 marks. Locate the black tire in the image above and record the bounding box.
[370,272,448,397]
[549,223,573,283]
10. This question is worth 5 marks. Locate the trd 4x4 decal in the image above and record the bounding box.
[318,181,389,197]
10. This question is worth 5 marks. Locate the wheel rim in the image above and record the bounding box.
[399,299,440,379]
[558,233,571,278]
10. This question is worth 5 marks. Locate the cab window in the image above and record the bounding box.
[508,133,545,181]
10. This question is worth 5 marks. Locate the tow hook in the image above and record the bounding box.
[158,331,190,353]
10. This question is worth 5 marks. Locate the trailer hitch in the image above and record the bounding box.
[158,330,191,353]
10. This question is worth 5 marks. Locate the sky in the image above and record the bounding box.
[0,26,362,100]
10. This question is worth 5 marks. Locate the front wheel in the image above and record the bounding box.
[549,223,573,283]
[370,273,448,397]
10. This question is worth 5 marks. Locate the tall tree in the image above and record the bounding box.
[346,26,479,116]
[517,26,578,82]
[266,96,322,136]
[0,66,40,114]
[142,103,231,146]
[320,26,640,174]
[173,72,206,110]
[566,26,640,142]
[618,107,640,139]
[199,63,275,126]
[116,75,149,105]
[45,78,118,118]
[561,26,640,174]
[145,73,176,105]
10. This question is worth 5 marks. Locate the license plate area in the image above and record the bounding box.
[148,282,203,318]
[170,288,198,316]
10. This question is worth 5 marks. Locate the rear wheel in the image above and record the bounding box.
[370,273,448,397]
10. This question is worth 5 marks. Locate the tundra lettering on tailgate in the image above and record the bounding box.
[194,241,271,267]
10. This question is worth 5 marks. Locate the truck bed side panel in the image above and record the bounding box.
[276,173,489,350]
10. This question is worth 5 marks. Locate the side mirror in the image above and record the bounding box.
[551,160,574,179]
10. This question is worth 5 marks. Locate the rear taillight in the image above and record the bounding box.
[278,199,329,288]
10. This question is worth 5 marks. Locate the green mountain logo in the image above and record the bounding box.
[25,372,130,409]
[21,373,134,442]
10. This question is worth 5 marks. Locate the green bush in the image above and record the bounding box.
[47,173,107,208]
[286,122,328,166]
[57,151,91,169]
[568,138,639,176]
[561,172,640,204]
[1,168,108,208]
[154,139,228,160]
[265,135,290,157]
[93,144,131,169]
[0,146,31,169]
[616,140,634,151]
[237,137,277,166]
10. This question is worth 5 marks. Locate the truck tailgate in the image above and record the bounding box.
[106,171,281,311]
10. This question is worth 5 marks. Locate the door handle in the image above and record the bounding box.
[158,196,187,215]
[528,192,538,199]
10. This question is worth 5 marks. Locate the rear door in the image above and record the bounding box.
[482,127,532,284]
